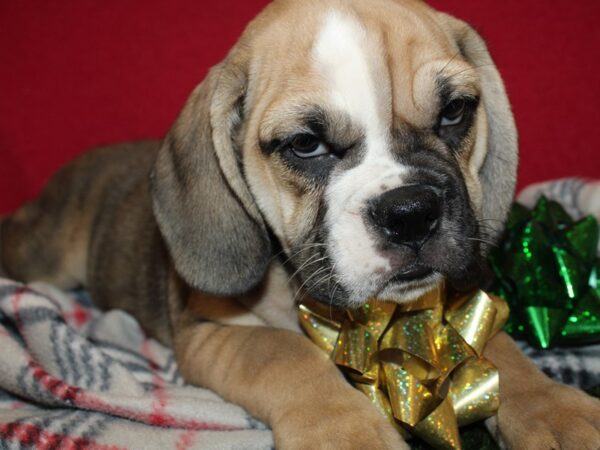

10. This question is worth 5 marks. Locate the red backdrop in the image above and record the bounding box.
[1,0,599,214]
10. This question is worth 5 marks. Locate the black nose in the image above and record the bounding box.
[368,185,442,248]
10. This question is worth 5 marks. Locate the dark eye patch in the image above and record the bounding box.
[290,134,322,155]
[264,134,345,183]
[435,75,480,150]
[436,96,479,149]
[258,106,364,182]
[280,148,340,182]
[440,98,466,124]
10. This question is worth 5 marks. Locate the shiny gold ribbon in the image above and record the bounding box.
[298,285,509,450]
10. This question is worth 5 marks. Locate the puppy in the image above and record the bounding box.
[2,0,600,448]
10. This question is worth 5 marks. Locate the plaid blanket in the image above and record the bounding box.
[0,281,272,450]
[0,177,598,449]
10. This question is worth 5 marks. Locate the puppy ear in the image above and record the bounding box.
[151,55,271,296]
[440,14,519,241]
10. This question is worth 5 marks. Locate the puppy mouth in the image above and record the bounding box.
[388,265,434,284]
[375,264,440,298]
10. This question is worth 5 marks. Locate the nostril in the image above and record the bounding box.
[368,204,381,228]
[425,213,440,229]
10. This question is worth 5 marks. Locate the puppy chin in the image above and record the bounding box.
[339,271,444,308]
[374,272,444,304]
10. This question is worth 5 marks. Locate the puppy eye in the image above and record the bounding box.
[289,134,329,158]
[439,98,466,127]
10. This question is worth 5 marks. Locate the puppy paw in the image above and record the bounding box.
[495,381,600,450]
[273,388,409,449]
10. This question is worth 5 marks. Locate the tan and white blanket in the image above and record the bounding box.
[0,281,272,449]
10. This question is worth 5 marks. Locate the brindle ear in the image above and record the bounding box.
[440,14,519,243]
[150,56,271,296]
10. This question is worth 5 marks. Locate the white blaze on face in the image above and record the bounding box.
[312,12,411,303]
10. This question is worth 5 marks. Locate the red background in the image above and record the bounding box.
[0,1,599,214]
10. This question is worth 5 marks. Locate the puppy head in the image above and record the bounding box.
[152,0,518,306]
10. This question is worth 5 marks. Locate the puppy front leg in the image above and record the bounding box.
[484,331,600,449]
[172,311,408,449]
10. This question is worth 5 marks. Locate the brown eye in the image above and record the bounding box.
[289,134,329,158]
[440,98,466,126]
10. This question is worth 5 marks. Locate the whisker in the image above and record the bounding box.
[326,262,338,295]
[437,50,462,76]
[468,237,497,247]
[279,242,327,267]
[329,280,342,319]
[287,254,329,283]
[445,63,496,80]
[293,266,329,303]
[477,225,499,235]
[310,271,335,293]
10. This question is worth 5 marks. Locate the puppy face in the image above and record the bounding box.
[152,0,517,306]
[236,0,515,307]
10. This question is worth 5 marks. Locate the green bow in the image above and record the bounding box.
[489,196,600,348]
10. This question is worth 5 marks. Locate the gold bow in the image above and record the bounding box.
[298,285,509,450]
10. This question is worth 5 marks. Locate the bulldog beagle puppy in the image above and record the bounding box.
[2,0,600,448]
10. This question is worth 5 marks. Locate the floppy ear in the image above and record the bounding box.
[150,55,271,296]
[440,14,519,242]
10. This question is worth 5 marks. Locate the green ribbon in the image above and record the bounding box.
[489,196,600,348]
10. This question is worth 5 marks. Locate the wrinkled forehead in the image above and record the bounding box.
[252,2,480,140]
